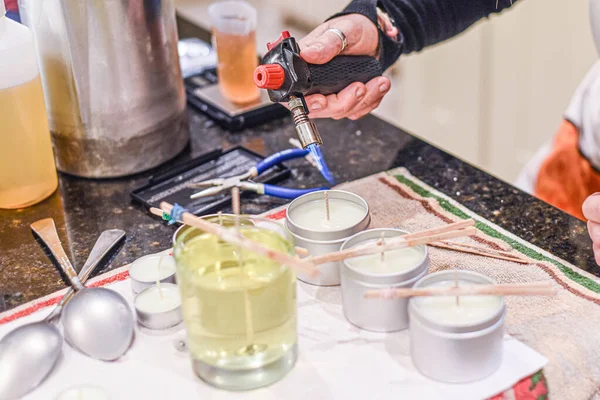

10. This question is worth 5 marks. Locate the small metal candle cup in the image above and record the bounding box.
[129,254,177,294]
[134,283,183,330]
[408,270,506,383]
[340,229,429,332]
[285,190,370,286]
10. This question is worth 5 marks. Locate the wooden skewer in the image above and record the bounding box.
[428,241,529,264]
[402,219,475,240]
[295,246,310,257]
[231,187,241,216]
[158,202,317,276]
[311,227,477,265]
[153,206,311,258]
[364,282,556,299]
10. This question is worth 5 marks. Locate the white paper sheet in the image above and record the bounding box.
[0,279,546,400]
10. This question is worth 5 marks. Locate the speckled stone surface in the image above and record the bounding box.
[0,21,594,313]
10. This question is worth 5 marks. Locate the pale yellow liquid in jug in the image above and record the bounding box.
[0,76,57,209]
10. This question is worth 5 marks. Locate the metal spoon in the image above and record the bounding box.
[0,228,126,400]
[30,219,134,362]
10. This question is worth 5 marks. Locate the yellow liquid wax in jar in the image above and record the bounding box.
[0,75,57,209]
[176,227,296,370]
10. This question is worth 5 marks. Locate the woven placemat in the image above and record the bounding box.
[329,168,600,400]
[4,168,597,399]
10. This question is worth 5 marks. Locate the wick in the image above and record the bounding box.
[454,270,459,306]
[156,256,164,300]
[231,187,254,345]
[218,211,223,226]
[324,191,330,221]
[378,232,385,262]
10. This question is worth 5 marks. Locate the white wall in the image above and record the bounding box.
[176,0,597,183]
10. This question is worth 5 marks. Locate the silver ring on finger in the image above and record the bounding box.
[326,28,347,54]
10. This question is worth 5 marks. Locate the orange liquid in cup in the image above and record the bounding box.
[213,30,260,104]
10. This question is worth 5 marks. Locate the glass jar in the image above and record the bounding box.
[173,216,297,390]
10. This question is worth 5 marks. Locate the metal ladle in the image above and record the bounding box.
[30,219,134,362]
[0,228,126,400]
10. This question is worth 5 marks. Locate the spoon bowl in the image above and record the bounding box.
[62,287,133,361]
[0,322,62,399]
[0,226,126,399]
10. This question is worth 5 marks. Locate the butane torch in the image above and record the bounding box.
[253,31,382,185]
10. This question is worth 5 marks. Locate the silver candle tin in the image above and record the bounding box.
[129,254,177,294]
[408,270,506,383]
[340,229,429,332]
[134,283,183,330]
[285,190,370,286]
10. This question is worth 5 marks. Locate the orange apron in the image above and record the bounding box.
[534,120,600,220]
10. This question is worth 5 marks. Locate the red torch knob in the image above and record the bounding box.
[254,64,285,90]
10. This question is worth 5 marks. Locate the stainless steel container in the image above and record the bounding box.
[340,229,429,332]
[134,283,183,330]
[408,270,506,383]
[18,0,188,178]
[285,190,370,286]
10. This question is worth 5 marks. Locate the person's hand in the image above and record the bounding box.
[583,193,600,264]
[298,14,396,120]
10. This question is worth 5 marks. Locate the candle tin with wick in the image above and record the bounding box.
[129,254,177,294]
[134,283,183,330]
[285,190,370,286]
[408,270,506,383]
[340,228,429,332]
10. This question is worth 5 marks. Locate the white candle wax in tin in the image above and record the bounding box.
[345,241,425,275]
[414,281,502,325]
[135,285,181,314]
[55,385,109,400]
[134,283,183,330]
[285,190,371,286]
[341,228,429,332]
[408,270,505,383]
[287,198,367,232]
[129,255,176,282]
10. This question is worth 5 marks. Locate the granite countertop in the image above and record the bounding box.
[0,17,594,313]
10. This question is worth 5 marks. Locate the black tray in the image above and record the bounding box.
[130,146,290,216]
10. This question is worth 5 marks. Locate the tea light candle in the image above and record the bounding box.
[134,283,183,330]
[287,198,367,232]
[129,254,177,294]
[408,270,506,383]
[55,385,109,400]
[285,190,370,286]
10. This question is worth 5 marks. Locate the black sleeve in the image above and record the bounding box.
[328,0,519,71]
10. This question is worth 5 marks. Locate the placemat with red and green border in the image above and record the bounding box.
[4,167,600,399]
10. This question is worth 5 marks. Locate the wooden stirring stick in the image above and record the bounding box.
[364,282,556,299]
[428,241,529,264]
[157,202,317,276]
[402,219,476,240]
[152,207,311,258]
[311,227,477,265]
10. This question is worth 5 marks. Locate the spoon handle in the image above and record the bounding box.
[31,218,84,291]
[45,229,126,322]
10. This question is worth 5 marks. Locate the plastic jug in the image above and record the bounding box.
[0,2,58,209]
